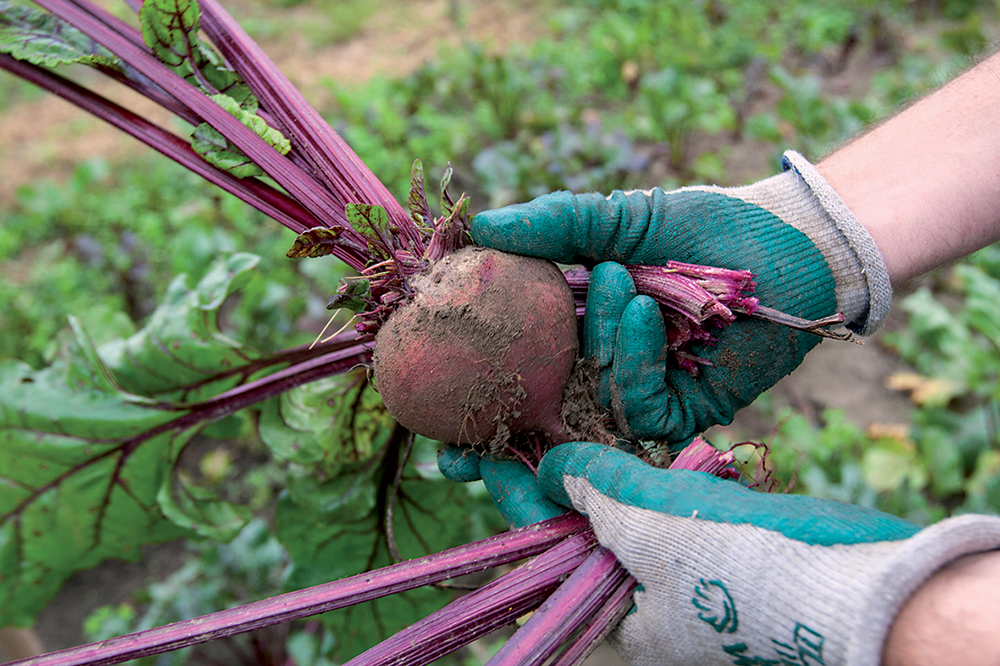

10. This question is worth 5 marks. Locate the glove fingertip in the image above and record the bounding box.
[615,297,669,380]
[437,445,482,482]
[470,192,579,261]
[586,263,637,330]
[620,295,667,338]
[480,458,565,528]
[585,262,638,406]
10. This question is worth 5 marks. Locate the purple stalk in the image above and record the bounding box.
[671,436,740,479]
[4,514,589,666]
[486,546,631,666]
[189,335,373,414]
[627,264,742,324]
[344,531,598,666]
[0,53,320,234]
[196,0,416,243]
[549,576,637,666]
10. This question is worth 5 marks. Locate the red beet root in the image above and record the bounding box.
[372,247,578,446]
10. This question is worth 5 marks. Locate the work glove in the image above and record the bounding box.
[443,442,1000,666]
[471,152,892,445]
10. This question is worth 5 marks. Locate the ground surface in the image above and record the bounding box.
[0,0,919,662]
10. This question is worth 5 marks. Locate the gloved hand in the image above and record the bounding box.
[471,152,893,445]
[446,442,1000,666]
[436,445,565,528]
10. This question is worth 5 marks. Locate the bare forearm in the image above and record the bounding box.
[819,52,1000,284]
[883,549,1000,665]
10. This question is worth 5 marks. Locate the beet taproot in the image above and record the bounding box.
[371,247,578,446]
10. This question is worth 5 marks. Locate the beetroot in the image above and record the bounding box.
[372,247,578,447]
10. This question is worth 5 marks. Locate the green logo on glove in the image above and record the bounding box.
[693,578,738,633]
[694,579,826,665]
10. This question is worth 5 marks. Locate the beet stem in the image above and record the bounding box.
[343,531,598,666]
[565,266,855,342]
[4,514,589,666]
[505,444,539,474]
[485,546,631,666]
[549,576,637,666]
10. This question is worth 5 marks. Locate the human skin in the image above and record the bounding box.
[819,51,1000,284]
[882,550,1000,665]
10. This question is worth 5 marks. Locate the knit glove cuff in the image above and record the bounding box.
[686,151,892,334]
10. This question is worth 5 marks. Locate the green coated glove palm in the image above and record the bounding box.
[471,152,892,445]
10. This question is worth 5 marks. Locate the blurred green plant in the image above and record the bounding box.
[634,66,735,169]
[325,0,986,203]
[0,155,346,367]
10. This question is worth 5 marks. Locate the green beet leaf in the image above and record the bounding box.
[326,278,371,313]
[138,0,252,106]
[139,0,200,70]
[0,0,119,69]
[286,226,349,259]
[191,96,291,178]
[0,254,269,626]
[258,368,393,476]
[0,325,189,627]
[158,458,253,541]
[98,252,261,400]
[191,123,264,178]
[210,94,291,155]
[407,159,432,232]
[345,203,391,260]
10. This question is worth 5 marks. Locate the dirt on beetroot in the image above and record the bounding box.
[372,247,579,450]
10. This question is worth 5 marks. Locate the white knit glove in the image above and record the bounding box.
[534,442,1000,666]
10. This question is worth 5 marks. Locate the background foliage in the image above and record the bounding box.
[2,0,999,662]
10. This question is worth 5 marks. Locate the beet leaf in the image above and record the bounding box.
[0,255,373,627]
[0,0,118,68]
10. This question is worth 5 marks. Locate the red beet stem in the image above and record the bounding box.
[343,531,598,666]
[627,264,739,324]
[549,576,637,666]
[486,546,632,666]
[3,514,588,666]
[670,435,738,476]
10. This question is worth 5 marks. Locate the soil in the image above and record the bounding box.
[0,2,919,663]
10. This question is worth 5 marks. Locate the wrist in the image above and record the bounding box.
[818,51,1000,284]
[848,514,1000,665]
[883,549,1000,666]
